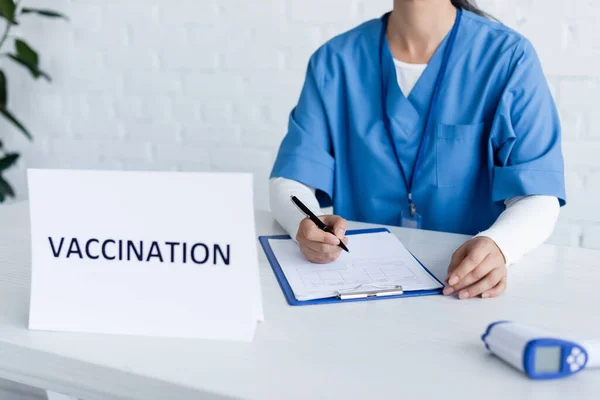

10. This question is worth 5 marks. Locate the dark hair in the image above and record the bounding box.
[451,0,494,20]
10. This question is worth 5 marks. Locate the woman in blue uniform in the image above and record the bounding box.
[269,0,565,299]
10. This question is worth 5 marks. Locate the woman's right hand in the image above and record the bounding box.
[296,215,349,264]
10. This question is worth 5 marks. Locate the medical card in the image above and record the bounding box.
[268,231,443,301]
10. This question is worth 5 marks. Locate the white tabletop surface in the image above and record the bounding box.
[1,201,599,400]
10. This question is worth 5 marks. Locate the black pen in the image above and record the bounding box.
[290,195,349,253]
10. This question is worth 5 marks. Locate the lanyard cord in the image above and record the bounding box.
[380,9,462,217]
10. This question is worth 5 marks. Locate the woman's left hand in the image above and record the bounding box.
[443,237,507,299]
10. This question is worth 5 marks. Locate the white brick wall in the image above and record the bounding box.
[1,0,599,249]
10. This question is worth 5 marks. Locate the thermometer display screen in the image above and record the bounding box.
[534,347,562,373]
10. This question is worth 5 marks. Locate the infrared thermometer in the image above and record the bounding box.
[482,321,600,380]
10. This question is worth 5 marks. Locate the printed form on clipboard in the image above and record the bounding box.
[265,229,444,302]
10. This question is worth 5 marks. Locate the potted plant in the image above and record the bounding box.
[0,0,66,202]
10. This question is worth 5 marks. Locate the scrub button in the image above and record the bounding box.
[572,348,581,356]
[567,355,575,364]
[577,354,586,365]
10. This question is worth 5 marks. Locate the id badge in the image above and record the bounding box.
[400,209,422,229]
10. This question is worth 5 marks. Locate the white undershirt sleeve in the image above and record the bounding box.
[269,177,323,240]
[476,195,560,266]
[269,178,560,264]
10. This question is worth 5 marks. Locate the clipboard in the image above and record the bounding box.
[258,227,444,306]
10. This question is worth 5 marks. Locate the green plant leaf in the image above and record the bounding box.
[0,0,17,24]
[15,39,39,67]
[0,175,15,199]
[6,54,51,81]
[0,152,18,170]
[0,70,6,108]
[0,108,32,140]
[21,8,68,20]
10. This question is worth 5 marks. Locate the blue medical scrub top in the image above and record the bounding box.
[270,10,566,235]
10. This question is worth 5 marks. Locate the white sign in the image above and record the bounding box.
[27,169,263,341]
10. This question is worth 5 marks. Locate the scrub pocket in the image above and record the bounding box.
[435,122,486,188]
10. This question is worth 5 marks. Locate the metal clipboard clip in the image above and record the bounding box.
[336,284,403,300]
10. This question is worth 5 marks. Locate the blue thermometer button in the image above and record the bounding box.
[565,346,587,372]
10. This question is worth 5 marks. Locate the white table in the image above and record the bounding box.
[1,202,599,400]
